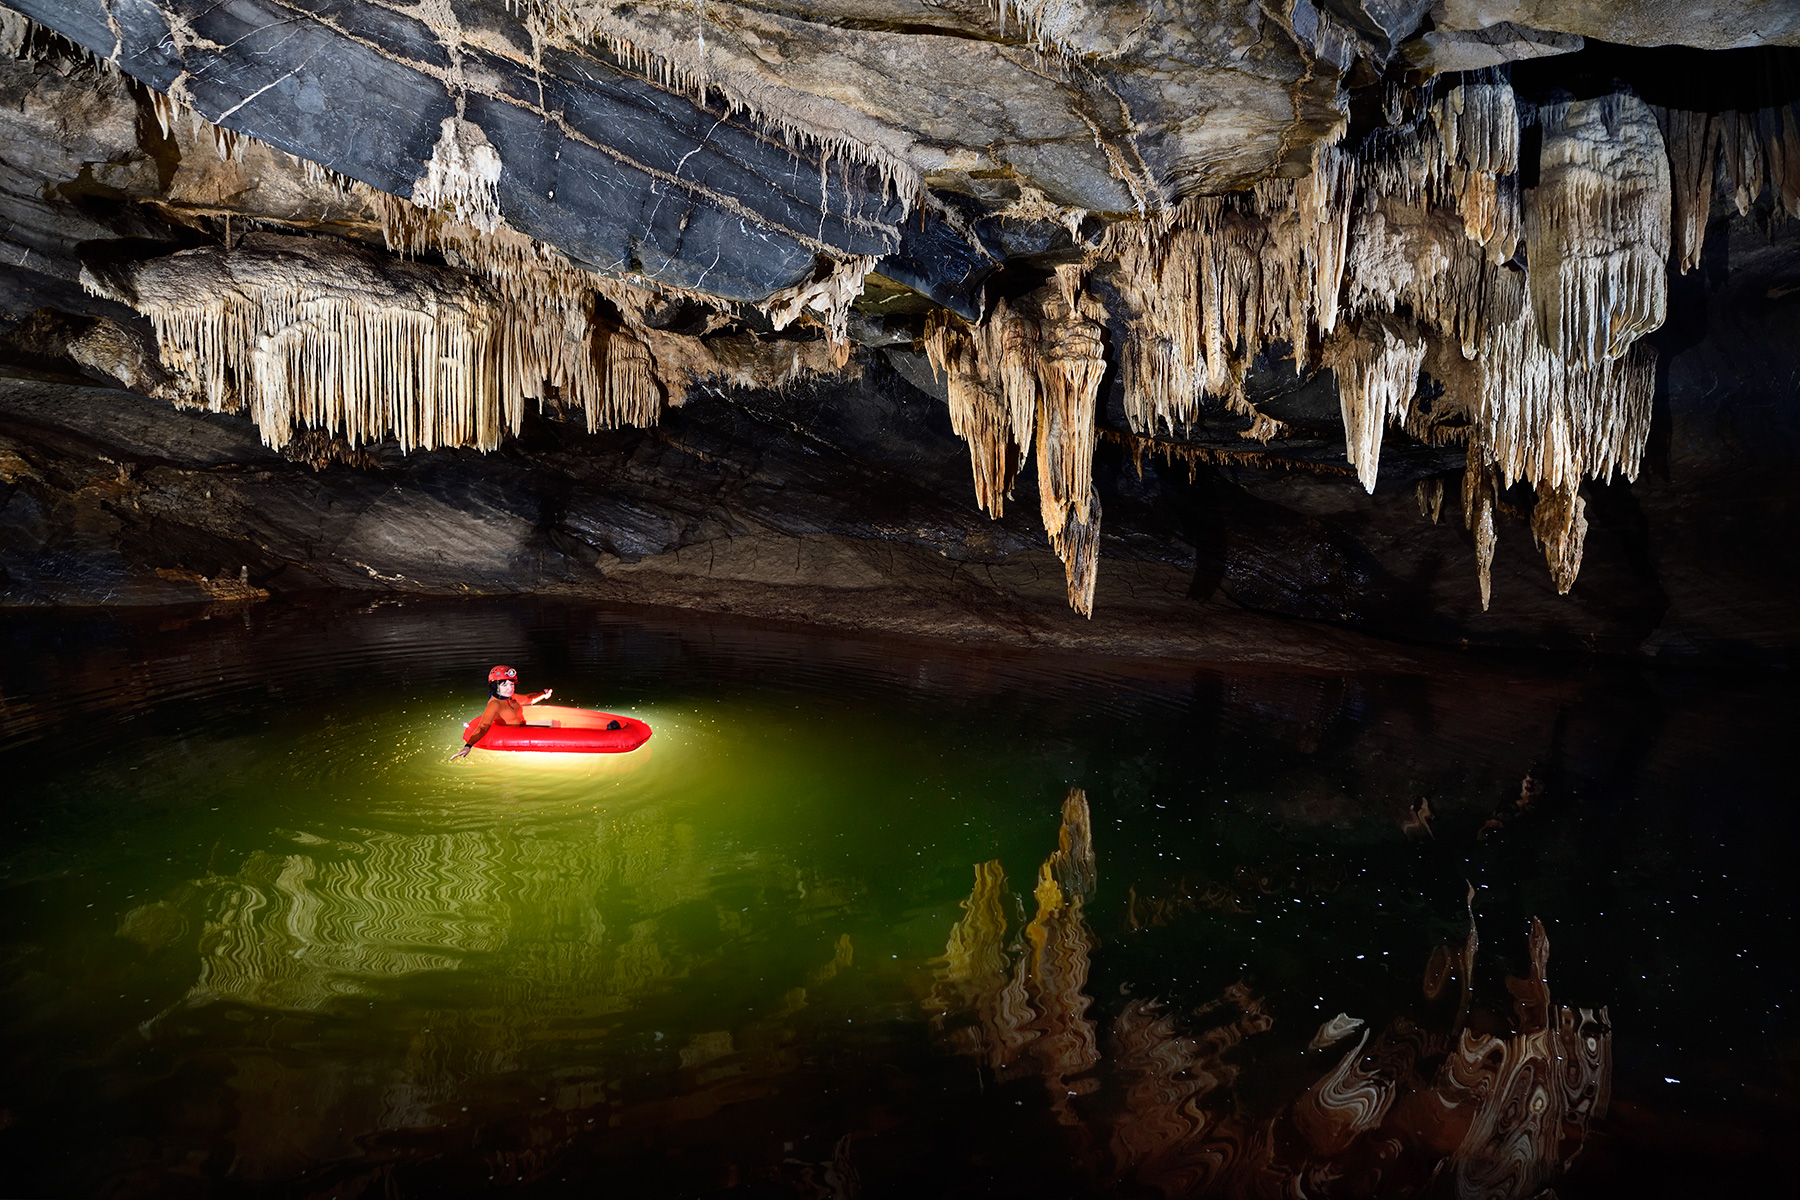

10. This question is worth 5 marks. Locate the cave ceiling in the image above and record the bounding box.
[0,0,1796,655]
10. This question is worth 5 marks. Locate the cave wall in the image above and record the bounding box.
[0,3,1796,665]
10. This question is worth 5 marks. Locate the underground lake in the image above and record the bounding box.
[0,597,1789,1197]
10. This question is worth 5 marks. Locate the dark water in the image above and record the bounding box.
[0,597,1791,1197]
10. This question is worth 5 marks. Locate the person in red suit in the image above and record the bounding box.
[450,665,552,759]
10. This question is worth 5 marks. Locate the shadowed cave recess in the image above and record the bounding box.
[0,3,1796,1197]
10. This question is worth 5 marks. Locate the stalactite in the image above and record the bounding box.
[1463,445,1497,611]
[1101,429,1358,481]
[37,0,1772,616]
[1472,297,1657,494]
[1530,480,1588,595]
[1436,69,1520,178]
[1295,143,1355,341]
[924,310,1017,518]
[1525,92,1671,366]
[993,298,1041,455]
[1416,477,1445,523]
[1658,108,1721,274]
[758,255,881,366]
[1094,69,1674,601]
[1434,67,1522,262]
[1108,212,1205,436]
[1104,186,1336,438]
[1327,317,1426,493]
[1034,265,1108,617]
[1767,103,1800,218]
[987,0,1084,56]
[412,117,504,234]
[371,192,683,435]
[1719,109,1768,217]
[114,76,677,442]
[598,329,661,432]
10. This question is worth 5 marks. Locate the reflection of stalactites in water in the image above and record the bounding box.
[1022,861,1100,1122]
[806,933,855,988]
[928,797,1612,1198]
[1308,1011,1365,1051]
[1440,919,1611,1200]
[781,1131,860,1200]
[930,860,1010,1012]
[1293,1030,1395,1156]
[929,802,1101,1115]
[1425,882,1482,1037]
[117,897,191,951]
[928,859,1031,1070]
[1049,787,1095,900]
[1107,988,1278,1196]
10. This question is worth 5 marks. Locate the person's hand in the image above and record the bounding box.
[540,688,553,701]
[449,745,471,761]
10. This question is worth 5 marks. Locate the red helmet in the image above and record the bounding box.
[487,665,517,683]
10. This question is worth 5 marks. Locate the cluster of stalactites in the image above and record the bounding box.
[1088,67,1685,609]
[922,301,1037,519]
[1102,161,1351,440]
[1659,101,1800,274]
[113,234,527,453]
[122,208,666,453]
[106,64,879,453]
[926,266,1107,616]
[1525,94,1671,367]
[120,80,673,446]
[370,193,663,435]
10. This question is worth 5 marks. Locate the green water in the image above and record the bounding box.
[0,598,1791,1196]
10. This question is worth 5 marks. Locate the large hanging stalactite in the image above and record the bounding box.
[926,269,1107,616]
[923,305,1030,519]
[1524,92,1671,366]
[1033,266,1108,618]
[1327,316,1428,494]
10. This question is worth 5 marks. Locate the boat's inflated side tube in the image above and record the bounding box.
[462,704,652,753]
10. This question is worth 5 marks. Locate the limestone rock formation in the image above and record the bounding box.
[1,2,1797,660]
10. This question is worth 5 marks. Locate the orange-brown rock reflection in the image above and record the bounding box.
[927,789,1101,1131]
[925,796,1613,1199]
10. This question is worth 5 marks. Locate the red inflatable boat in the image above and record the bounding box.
[462,704,652,754]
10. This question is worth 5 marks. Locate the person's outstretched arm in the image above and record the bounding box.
[450,698,504,759]
[523,687,554,704]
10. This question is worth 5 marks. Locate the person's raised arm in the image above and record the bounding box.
[450,698,503,760]
[523,687,553,704]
